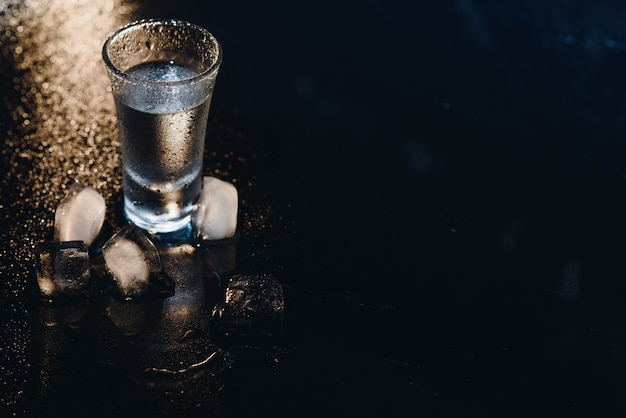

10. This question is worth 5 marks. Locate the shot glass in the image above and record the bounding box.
[102,19,222,234]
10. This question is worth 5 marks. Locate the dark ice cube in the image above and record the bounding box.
[102,224,174,303]
[34,241,93,305]
[212,274,285,344]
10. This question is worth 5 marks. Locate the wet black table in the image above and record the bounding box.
[3,0,626,416]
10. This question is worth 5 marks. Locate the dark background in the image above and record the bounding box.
[3,0,626,416]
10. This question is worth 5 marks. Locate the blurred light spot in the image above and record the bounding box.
[1,0,140,212]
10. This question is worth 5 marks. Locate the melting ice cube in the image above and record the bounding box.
[34,241,93,305]
[212,274,285,344]
[192,176,238,241]
[102,224,174,302]
[54,182,106,246]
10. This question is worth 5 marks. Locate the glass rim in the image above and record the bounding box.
[102,18,222,87]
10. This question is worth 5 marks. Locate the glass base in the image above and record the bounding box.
[124,204,193,235]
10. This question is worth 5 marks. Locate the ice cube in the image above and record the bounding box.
[212,274,285,344]
[34,241,93,305]
[54,182,106,246]
[192,176,238,241]
[102,224,175,302]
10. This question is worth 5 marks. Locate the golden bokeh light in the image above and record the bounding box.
[1,0,140,213]
[0,0,140,409]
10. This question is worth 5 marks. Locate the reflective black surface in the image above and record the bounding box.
[3,0,626,416]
